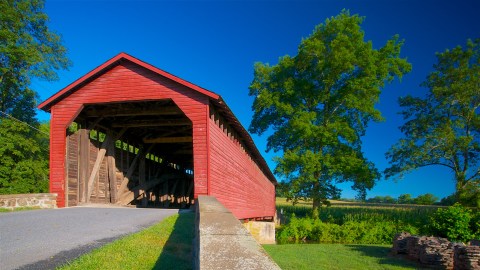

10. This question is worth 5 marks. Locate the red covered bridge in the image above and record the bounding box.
[38,53,276,220]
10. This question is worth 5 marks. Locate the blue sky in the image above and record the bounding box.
[34,0,479,200]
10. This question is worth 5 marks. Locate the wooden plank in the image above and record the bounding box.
[88,117,103,130]
[85,128,128,203]
[186,179,194,204]
[116,144,155,198]
[179,177,186,206]
[165,180,179,207]
[78,125,89,203]
[111,119,190,128]
[86,136,110,202]
[139,154,146,206]
[116,174,173,205]
[143,136,192,144]
[85,106,182,117]
[161,180,169,207]
[65,134,70,207]
[107,131,117,203]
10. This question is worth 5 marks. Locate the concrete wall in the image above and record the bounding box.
[194,196,280,270]
[242,221,276,245]
[0,193,57,210]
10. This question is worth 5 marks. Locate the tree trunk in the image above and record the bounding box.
[455,172,466,201]
[312,180,321,219]
[312,197,320,219]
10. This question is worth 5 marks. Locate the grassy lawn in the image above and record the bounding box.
[0,206,43,212]
[58,211,194,270]
[264,244,428,270]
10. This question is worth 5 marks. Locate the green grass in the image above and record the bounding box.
[264,244,428,270]
[0,206,43,212]
[57,211,194,270]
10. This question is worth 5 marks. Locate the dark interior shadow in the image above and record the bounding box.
[345,244,429,269]
[153,209,195,270]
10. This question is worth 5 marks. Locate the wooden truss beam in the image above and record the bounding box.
[85,106,182,117]
[116,144,156,196]
[85,128,127,202]
[117,173,176,205]
[111,119,191,128]
[143,136,192,144]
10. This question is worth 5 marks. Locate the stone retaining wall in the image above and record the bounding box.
[392,232,480,270]
[242,220,276,244]
[0,193,57,210]
[193,195,280,270]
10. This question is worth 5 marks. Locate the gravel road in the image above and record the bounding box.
[0,207,179,270]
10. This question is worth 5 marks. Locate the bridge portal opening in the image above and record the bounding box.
[64,99,194,208]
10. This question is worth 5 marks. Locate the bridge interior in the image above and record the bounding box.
[65,99,194,208]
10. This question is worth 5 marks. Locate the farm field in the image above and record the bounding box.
[264,243,428,270]
[275,197,437,237]
[276,197,443,209]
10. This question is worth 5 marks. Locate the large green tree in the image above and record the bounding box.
[0,0,70,124]
[249,10,411,214]
[385,39,480,207]
[0,0,70,194]
[0,119,50,194]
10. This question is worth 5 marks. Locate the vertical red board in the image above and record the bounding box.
[208,116,276,219]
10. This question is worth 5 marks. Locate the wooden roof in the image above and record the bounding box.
[38,53,276,184]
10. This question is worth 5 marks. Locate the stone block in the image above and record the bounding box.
[18,198,27,206]
[243,221,276,244]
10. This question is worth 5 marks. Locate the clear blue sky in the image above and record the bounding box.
[34,0,479,200]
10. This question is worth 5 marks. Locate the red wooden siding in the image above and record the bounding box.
[208,108,276,219]
[41,53,276,220]
[48,62,209,207]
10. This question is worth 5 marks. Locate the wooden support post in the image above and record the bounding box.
[139,155,147,207]
[107,131,117,203]
[86,128,127,203]
[186,179,194,204]
[116,174,172,205]
[86,135,110,202]
[161,180,169,207]
[78,123,89,203]
[179,177,186,207]
[116,144,155,202]
[165,179,179,208]
[155,185,160,206]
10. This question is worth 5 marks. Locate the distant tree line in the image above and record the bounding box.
[365,193,439,205]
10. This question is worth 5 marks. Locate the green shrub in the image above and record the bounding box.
[429,203,473,242]
[277,204,435,229]
[277,216,419,244]
[470,211,480,239]
[277,215,315,244]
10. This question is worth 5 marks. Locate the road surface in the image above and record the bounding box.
[0,206,178,269]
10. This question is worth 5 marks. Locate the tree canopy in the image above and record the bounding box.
[0,118,50,194]
[0,0,70,124]
[385,39,480,207]
[249,10,411,213]
[0,0,70,194]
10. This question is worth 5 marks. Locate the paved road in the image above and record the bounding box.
[0,207,179,270]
